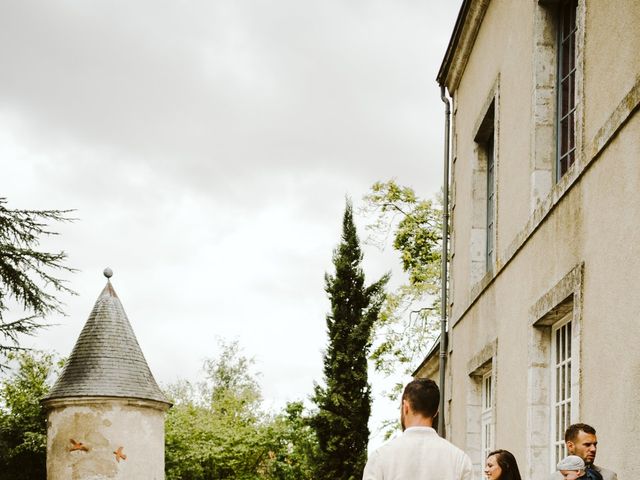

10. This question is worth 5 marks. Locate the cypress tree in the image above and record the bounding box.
[311,199,388,480]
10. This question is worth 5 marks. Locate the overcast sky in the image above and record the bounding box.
[0,0,459,447]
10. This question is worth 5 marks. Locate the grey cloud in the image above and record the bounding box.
[0,1,456,203]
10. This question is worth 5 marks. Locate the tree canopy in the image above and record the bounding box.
[0,198,75,363]
[165,340,318,480]
[362,180,442,384]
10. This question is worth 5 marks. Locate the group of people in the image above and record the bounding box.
[363,379,618,480]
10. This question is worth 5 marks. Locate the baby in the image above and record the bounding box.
[557,455,586,480]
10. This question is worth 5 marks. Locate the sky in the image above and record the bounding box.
[0,0,460,447]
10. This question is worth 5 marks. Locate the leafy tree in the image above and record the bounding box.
[165,340,319,480]
[165,340,264,479]
[311,199,388,480]
[258,402,319,480]
[0,198,75,363]
[361,180,442,389]
[0,350,62,480]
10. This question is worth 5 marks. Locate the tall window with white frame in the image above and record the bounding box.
[557,0,578,179]
[481,370,494,461]
[551,315,573,465]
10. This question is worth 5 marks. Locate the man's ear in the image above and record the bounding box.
[566,440,575,453]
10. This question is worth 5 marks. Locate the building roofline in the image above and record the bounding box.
[436,1,471,87]
[411,336,441,378]
[437,0,491,92]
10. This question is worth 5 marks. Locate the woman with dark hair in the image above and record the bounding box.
[484,449,523,480]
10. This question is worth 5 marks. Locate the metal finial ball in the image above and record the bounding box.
[103,267,113,279]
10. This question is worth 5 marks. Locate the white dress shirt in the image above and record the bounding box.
[363,427,474,480]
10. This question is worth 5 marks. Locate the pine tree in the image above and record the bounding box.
[311,199,388,480]
[0,198,75,364]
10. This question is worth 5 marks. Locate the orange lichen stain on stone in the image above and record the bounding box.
[69,439,89,452]
[114,446,127,462]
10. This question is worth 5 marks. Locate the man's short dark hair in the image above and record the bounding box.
[402,378,439,418]
[565,423,597,442]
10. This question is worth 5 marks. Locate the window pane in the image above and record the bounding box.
[569,73,576,111]
[557,0,578,180]
[561,116,569,156]
[562,4,571,39]
[569,34,576,72]
[561,40,571,76]
[568,113,575,151]
[561,78,570,115]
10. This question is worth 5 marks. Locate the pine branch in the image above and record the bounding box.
[0,198,77,359]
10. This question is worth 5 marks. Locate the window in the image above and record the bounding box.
[481,371,494,460]
[486,135,495,270]
[551,315,572,464]
[474,100,496,273]
[468,350,496,477]
[556,0,578,179]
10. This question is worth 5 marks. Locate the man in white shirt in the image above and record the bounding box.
[363,378,474,480]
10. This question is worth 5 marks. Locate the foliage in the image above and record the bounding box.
[0,198,75,364]
[0,344,318,480]
[310,200,388,480]
[0,350,62,480]
[165,340,319,480]
[258,402,319,480]
[362,180,442,385]
[165,340,265,480]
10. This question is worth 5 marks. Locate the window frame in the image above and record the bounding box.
[556,0,578,180]
[550,313,573,466]
[486,136,495,271]
[473,99,496,274]
[481,370,494,461]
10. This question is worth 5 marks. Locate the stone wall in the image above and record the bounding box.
[46,397,168,480]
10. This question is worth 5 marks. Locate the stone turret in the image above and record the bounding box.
[43,269,171,480]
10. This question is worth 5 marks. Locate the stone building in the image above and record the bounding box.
[42,270,171,479]
[415,1,640,479]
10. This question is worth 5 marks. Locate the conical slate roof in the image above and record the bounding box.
[44,273,169,405]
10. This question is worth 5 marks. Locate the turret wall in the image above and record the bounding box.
[45,397,168,480]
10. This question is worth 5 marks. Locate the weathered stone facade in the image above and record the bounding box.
[45,398,167,480]
[416,1,640,479]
